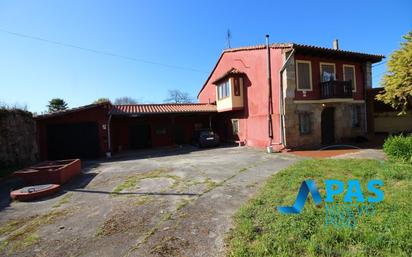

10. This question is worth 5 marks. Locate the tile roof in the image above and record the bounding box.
[35,102,111,119]
[198,42,384,97]
[291,43,384,62]
[222,43,384,61]
[222,43,292,53]
[212,68,245,84]
[110,103,217,115]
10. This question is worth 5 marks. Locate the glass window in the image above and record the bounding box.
[352,105,361,128]
[344,65,356,91]
[299,113,312,135]
[296,61,312,90]
[320,64,336,82]
[225,80,230,97]
[218,79,231,99]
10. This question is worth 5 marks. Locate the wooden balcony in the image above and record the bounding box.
[320,80,353,99]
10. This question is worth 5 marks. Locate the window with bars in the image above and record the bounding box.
[352,105,361,128]
[231,119,239,135]
[299,113,312,135]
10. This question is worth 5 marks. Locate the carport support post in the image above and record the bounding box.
[106,114,112,158]
[209,115,212,129]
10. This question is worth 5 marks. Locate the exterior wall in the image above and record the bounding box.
[199,48,284,148]
[367,87,412,134]
[36,105,110,160]
[374,112,412,134]
[283,53,367,148]
[0,109,38,167]
[285,102,366,148]
[293,54,366,101]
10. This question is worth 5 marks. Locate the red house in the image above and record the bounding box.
[36,39,384,160]
[198,40,384,150]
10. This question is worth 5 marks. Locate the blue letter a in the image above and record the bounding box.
[277,180,323,214]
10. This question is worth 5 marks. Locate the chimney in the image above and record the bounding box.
[333,39,339,50]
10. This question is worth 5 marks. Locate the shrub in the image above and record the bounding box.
[383,135,412,162]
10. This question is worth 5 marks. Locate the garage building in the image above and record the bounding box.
[36,102,217,160]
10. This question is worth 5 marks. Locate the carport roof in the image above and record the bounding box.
[109,103,217,115]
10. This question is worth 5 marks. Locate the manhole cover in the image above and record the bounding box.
[20,184,54,193]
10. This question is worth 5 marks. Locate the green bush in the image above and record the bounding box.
[383,135,412,162]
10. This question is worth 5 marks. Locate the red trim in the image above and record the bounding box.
[11,184,61,201]
[14,159,81,185]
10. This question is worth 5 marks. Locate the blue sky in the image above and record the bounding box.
[0,0,411,112]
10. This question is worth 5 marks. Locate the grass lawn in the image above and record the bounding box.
[227,159,412,257]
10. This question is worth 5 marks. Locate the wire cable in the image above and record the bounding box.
[0,28,208,73]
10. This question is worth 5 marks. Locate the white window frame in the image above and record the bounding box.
[217,79,231,100]
[296,60,313,91]
[343,64,357,92]
[319,62,336,82]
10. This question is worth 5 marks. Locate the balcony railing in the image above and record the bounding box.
[320,80,353,99]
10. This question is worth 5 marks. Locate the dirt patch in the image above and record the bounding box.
[96,207,145,237]
[112,168,181,195]
[150,236,189,257]
[0,208,71,255]
[289,149,359,158]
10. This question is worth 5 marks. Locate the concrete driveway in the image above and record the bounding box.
[0,146,298,257]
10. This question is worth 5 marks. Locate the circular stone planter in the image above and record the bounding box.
[10,184,61,201]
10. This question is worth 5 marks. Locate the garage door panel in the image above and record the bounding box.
[47,122,100,160]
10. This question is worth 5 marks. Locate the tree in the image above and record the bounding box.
[114,97,138,105]
[376,31,412,114]
[93,98,111,104]
[47,98,68,113]
[164,89,194,103]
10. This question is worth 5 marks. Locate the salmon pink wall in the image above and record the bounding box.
[198,48,284,148]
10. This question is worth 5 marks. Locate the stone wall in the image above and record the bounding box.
[284,101,366,148]
[281,51,367,149]
[0,109,38,167]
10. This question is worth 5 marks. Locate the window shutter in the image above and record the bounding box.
[297,62,311,90]
[344,66,356,91]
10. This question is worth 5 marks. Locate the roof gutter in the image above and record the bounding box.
[266,35,274,146]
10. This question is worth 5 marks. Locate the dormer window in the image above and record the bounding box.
[213,68,245,112]
[217,80,231,100]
